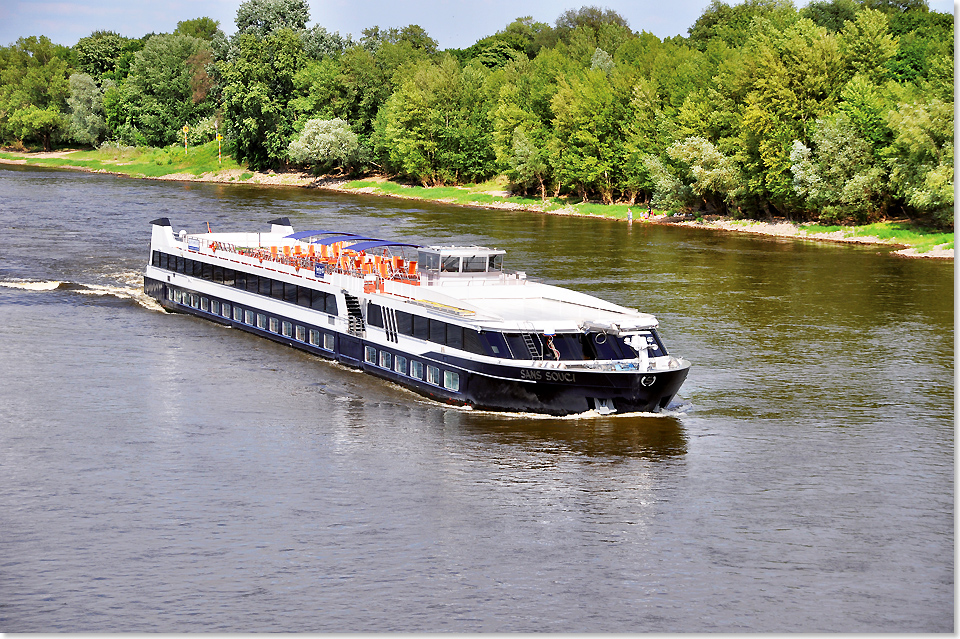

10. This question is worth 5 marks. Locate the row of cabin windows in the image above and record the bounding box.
[365,302,648,360]
[166,286,336,351]
[363,346,460,392]
[366,304,486,355]
[153,251,338,315]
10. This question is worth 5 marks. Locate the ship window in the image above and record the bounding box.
[221,302,231,318]
[367,303,384,328]
[190,294,199,308]
[410,360,424,379]
[326,294,338,316]
[211,300,220,315]
[396,311,413,336]
[173,289,181,303]
[429,319,446,344]
[193,260,203,277]
[379,350,391,369]
[462,256,486,272]
[213,265,223,283]
[270,278,283,299]
[247,274,259,293]
[446,325,463,349]
[232,305,242,321]
[152,251,161,267]
[463,329,485,355]
[364,346,377,363]
[269,317,279,333]
[282,321,293,337]
[308,329,320,346]
[394,355,407,375]
[488,254,503,272]
[257,313,267,329]
[200,297,209,312]
[550,334,585,360]
[311,289,325,311]
[323,333,334,350]
[418,251,440,272]
[412,314,429,340]
[443,371,460,391]
[505,333,531,359]
[298,286,312,308]
[258,277,272,296]
[426,365,440,385]
[223,268,235,287]
[202,262,213,281]
[583,333,628,360]
[481,331,509,357]
[295,325,305,341]
[283,282,297,304]
[245,310,254,325]
[176,256,185,273]
[441,256,460,273]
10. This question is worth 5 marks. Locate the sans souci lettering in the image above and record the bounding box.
[520,369,577,383]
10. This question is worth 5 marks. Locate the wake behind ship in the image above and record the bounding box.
[143,217,690,415]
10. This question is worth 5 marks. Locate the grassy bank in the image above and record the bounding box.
[337,177,953,255]
[1,147,951,256]
[0,141,245,179]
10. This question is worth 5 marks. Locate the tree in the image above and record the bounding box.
[287,117,358,171]
[377,57,497,185]
[121,34,215,146]
[790,113,886,223]
[884,99,953,224]
[550,68,632,203]
[219,29,306,169]
[302,25,353,59]
[74,31,124,81]
[175,17,223,41]
[555,6,630,38]
[687,0,797,50]
[839,8,898,82]
[235,0,310,38]
[800,0,859,32]
[667,136,740,213]
[67,73,107,145]
[0,36,72,148]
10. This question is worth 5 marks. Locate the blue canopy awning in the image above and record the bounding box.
[311,235,379,246]
[346,240,422,252]
[285,230,362,240]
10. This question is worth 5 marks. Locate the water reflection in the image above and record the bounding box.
[443,411,687,460]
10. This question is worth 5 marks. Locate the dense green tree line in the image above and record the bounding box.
[0,0,952,225]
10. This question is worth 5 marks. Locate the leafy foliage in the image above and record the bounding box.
[0,2,952,227]
[287,117,358,170]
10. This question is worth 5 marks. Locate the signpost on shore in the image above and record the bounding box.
[182,125,189,154]
[216,122,221,165]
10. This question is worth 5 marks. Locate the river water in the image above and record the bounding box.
[0,164,953,632]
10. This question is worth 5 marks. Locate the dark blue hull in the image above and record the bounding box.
[145,276,689,415]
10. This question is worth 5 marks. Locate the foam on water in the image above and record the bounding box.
[0,275,166,313]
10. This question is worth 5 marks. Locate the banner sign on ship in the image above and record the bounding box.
[315,263,325,278]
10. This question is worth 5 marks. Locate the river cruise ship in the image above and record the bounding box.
[144,217,690,415]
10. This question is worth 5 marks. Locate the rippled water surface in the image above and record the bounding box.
[0,165,952,632]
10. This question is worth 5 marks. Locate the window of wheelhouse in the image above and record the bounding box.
[418,250,440,273]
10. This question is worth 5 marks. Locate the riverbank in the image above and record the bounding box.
[1,146,952,259]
